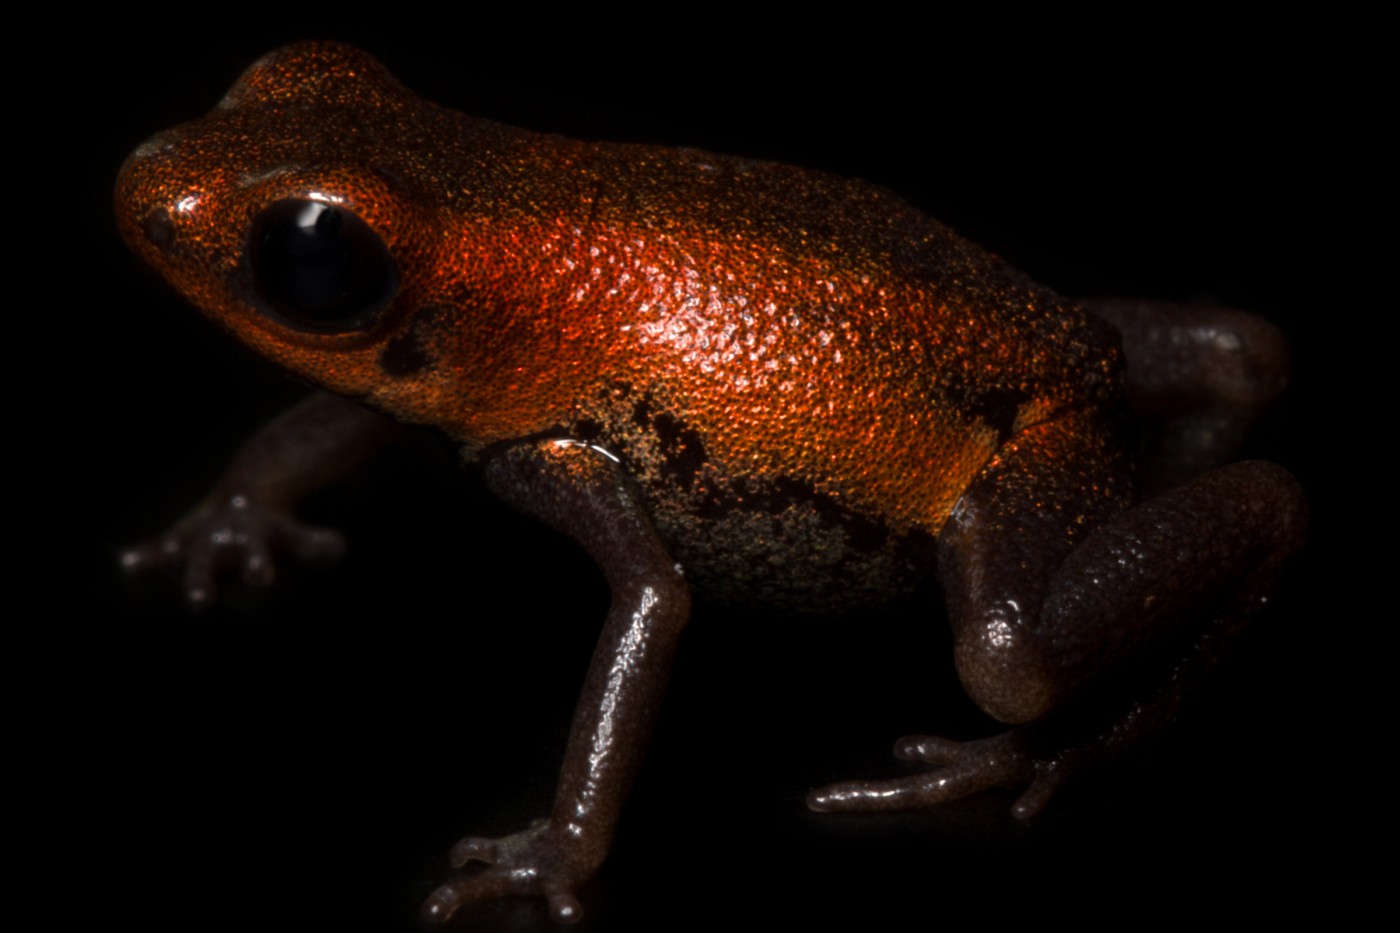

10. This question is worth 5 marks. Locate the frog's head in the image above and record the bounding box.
[114,41,481,430]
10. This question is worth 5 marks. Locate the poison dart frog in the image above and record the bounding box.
[115,41,1307,925]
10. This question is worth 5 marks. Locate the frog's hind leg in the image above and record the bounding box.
[1082,299,1290,493]
[808,412,1305,817]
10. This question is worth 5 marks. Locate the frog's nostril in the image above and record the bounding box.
[143,206,176,251]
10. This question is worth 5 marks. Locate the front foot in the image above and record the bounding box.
[121,492,344,606]
[422,822,592,925]
[807,730,1076,820]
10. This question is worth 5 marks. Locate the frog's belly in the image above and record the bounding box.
[571,381,988,608]
[640,472,937,612]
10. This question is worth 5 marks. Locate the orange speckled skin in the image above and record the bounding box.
[116,42,1122,610]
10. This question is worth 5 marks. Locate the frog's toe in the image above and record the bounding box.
[421,871,520,924]
[893,734,967,764]
[420,882,464,923]
[448,835,499,868]
[1010,765,1069,819]
[543,885,584,924]
[807,732,1036,813]
[181,543,221,606]
[120,533,220,605]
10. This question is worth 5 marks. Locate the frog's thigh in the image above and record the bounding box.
[1081,299,1290,489]
[1081,299,1288,416]
[938,413,1305,724]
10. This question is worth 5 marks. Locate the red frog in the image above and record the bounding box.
[115,42,1305,924]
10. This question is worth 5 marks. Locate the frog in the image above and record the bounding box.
[115,41,1306,925]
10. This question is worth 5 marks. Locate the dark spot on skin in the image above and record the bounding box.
[798,483,890,554]
[827,524,936,599]
[652,412,708,490]
[380,333,428,376]
[379,305,442,378]
[632,396,652,430]
[573,418,603,440]
[962,388,1021,441]
[620,393,707,490]
[697,476,889,554]
[143,207,176,250]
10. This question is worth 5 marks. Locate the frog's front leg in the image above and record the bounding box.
[809,413,1306,816]
[121,392,399,603]
[423,439,690,925]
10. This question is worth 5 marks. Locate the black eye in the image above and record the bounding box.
[249,199,399,331]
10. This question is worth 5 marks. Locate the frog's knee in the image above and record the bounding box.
[953,616,1057,724]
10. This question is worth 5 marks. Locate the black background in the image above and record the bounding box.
[51,16,1355,931]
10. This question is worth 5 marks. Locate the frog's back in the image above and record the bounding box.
[452,133,1126,608]
[119,41,1124,609]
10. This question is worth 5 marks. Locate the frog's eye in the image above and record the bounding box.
[248,199,399,332]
